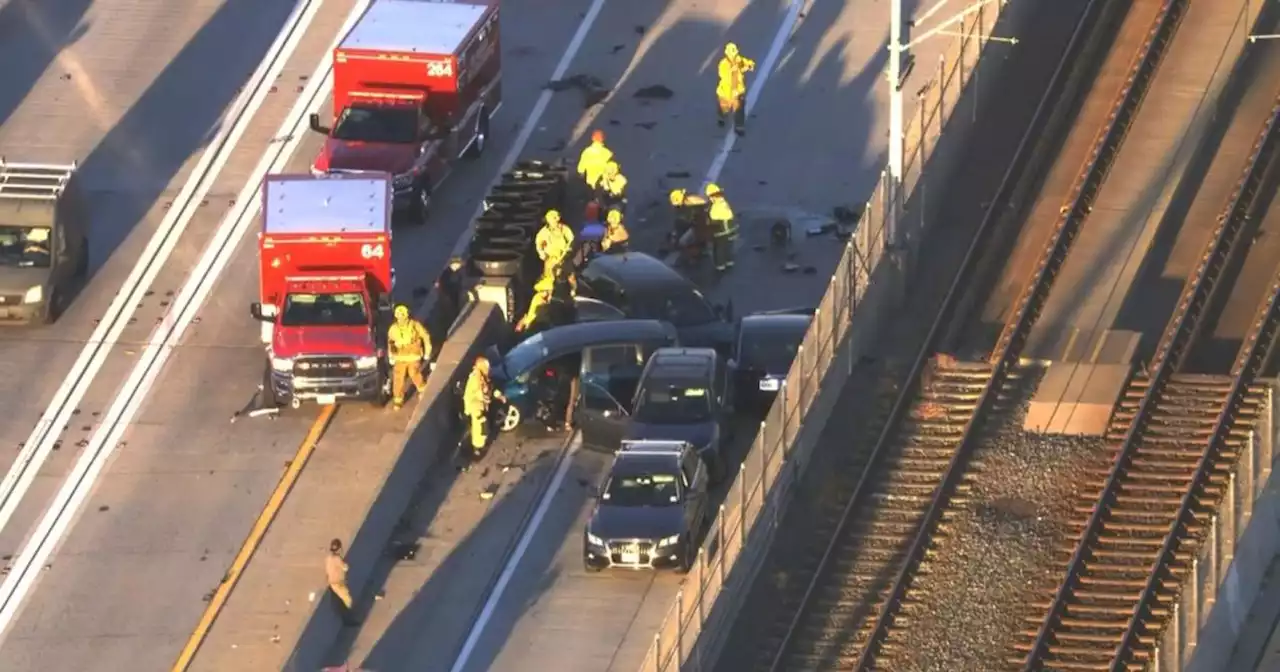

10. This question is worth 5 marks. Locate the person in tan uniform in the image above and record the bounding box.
[387,304,434,409]
[464,354,506,454]
[601,208,630,254]
[326,538,358,624]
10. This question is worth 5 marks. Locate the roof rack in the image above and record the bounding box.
[618,439,692,455]
[0,157,78,201]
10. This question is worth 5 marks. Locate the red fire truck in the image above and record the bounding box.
[309,0,501,223]
[249,173,394,409]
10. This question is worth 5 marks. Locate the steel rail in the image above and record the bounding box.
[762,0,1142,666]
[1108,99,1280,671]
[852,0,1187,667]
[1020,88,1280,671]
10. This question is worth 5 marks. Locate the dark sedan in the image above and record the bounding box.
[576,252,734,350]
[730,311,812,412]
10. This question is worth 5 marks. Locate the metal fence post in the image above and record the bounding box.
[721,504,730,583]
[653,632,662,672]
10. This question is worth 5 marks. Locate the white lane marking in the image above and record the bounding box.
[443,0,611,263]
[450,435,582,672]
[0,0,328,539]
[446,3,810,667]
[703,0,806,186]
[0,0,373,641]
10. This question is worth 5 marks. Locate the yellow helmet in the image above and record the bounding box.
[725,42,739,58]
[669,188,687,206]
[475,354,490,369]
[534,275,556,292]
[606,209,622,225]
[545,209,562,225]
[705,183,723,198]
[605,161,619,175]
[394,304,409,319]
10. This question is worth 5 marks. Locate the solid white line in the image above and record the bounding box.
[444,0,611,263]
[0,0,327,539]
[446,3,810,666]
[450,435,582,672]
[703,0,806,186]
[0,0,373,641]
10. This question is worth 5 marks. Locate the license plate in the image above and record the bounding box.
[316,394,337,405]
[620,550,640,564]
[758,378,780,392]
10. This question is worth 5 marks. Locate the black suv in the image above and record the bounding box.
[583,440,709,572]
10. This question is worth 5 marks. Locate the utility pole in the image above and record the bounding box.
[885,0,1013,249]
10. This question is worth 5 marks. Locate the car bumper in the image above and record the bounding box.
[584,542,685,570]
[0,301,45,324]
[270,370,383,404]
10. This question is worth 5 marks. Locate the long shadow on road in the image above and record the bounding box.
[0,0,92,129]
[74,0,296,278]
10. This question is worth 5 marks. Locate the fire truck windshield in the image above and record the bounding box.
[332,105,418,144]
[280,292,369,327]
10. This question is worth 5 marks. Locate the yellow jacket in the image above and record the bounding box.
[577,143,614,188]
[717,55,756,100]
[600,173,627,197]
[536,223,575,262]
[463,368,492,416]
[516,291,552,331]
[603,221,630,250]
[388,319,432,362]
[709,198,736,234]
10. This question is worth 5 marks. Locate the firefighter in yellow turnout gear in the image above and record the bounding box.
[576,129,614,190]
[706,183,738,272]
[597,161,627,210]
[516,275,556,333]
[717,42,756,134]
[387,304,434,409]
[602,208,630,253]
[536,209,575,278]
[463,355,505,454]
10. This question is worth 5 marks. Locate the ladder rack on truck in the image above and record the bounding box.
[0,158,79,201]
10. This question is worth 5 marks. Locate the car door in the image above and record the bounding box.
[577,344,643,451]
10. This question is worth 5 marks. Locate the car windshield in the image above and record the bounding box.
[602,470,681,507]
[0,225,51,268]
[634,378,712,424]
[741,322,809,371]
[630,289,716,327]
[332,105,418,143]
[503,332,550,379]
[280,292,368,327]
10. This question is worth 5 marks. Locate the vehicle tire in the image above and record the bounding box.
[407,179,432,225]
[584,559,603,573]
[76,238,89,277]
[498,403,521,432]
[708,453,728,485]
[467,107,490,159]
[260,360,279,409]
[675,543,694,574]
[472,249,523,277]
[39,289,60,325]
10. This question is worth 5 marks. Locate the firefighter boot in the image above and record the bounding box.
[734,95,747,136]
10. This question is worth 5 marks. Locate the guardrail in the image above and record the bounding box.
[636,4,1011,670]
[1157,384,1275,671]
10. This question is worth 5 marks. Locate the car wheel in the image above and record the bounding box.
[584,559,603,573]
[675,543,694,574]
[40,288,61,325]
[499,403,521,432]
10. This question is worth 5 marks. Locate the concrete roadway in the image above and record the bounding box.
[0,0,306,494]
[315,0,953,670]
[0,0,595,668]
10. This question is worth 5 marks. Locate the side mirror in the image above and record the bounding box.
[308,113,331,135]
[377,295,393,312]
[727,358,738,370]
[249,302,271,323]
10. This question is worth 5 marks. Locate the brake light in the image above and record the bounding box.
[545,368,556,377]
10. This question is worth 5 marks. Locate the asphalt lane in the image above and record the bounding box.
[319,0,955,669]
[0,0,302,501]
[0,0,596,669]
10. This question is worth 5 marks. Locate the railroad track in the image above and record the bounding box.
[750,0,1183,669]
[1014,90,1280,671]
